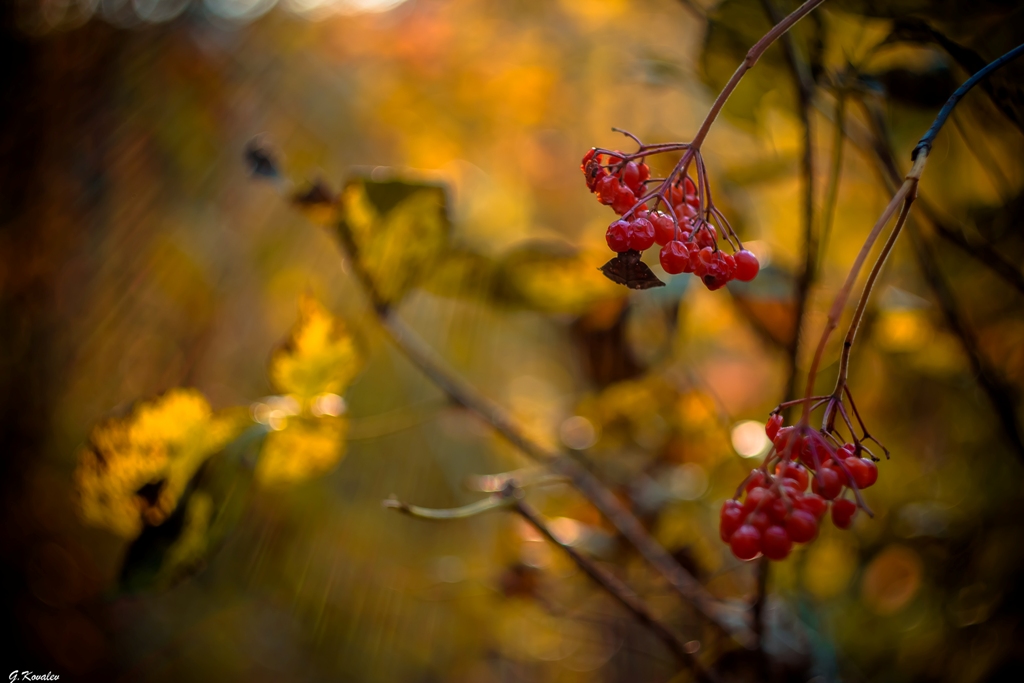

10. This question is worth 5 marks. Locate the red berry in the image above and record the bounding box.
[747,510,771,532]
[651,212,675,246]
[743,487,771,514]
[585,163,606,191]
[690,249,707,277]
[702,271,729,291]
[734,250,760,281]
[720,500,746,541]
[622,162,641,193]
[765,414,783,441]
[730,525,762,560]
[611,186,636,215]
[785,510,818,543]
[831,499,857,529]
[795,493,828,519]
[776,462,809,491]
[800,436,833,470]
[721,252,736,278]
[844,457,878,489]
[767,496,790,524]
[605,220,631,253]
[837,442,856,459]
[780,480,802,499]
[596,175,618,205]
[638,163,650,182]
[628,217,656,251]
[695,225,717,249]
[773,426,795,454]
[811,467,843,500]
[674,202,698,221]
[761,525,792,560]
[660,240,690,275]
[745,470,767,492]
[581,148,596,171]
[683,176,697,197]
[825,461,849,486]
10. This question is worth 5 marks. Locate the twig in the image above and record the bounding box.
[465,469,570,493]
[832,197,914,395]
[691,0,826,152]
[514,498,718,682]
[382,493,514,520]
[912,42,1024,160]
[799,153,925,423]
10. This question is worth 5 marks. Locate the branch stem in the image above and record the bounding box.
[832,196,914,395]
[514,499,717,681]
[799,153,926,423]
[383,493,513,520]
[913,42,1024,160]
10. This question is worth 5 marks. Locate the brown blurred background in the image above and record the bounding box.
[3,1,1024,681]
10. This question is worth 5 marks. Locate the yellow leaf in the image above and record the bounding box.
[74,389,247,539]
[256,415,348,486]
[268,296,364,401]
[337,176,449,305]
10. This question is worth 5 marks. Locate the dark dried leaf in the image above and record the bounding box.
[599,251,665,290]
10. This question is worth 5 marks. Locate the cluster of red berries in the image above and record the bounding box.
[581,148,760,290]
[720,413,879,561]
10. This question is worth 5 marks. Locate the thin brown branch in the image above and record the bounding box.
[382,493,513,520]
[833,196,914,394]
[514,498,718,681]
[798,153,926,422]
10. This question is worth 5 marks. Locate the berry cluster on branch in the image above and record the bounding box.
[581,139,759,291]
[720,409,882,562]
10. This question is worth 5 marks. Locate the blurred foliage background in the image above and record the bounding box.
[3,0,1024,681]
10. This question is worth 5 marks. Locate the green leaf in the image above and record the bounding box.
[336,176,450,305]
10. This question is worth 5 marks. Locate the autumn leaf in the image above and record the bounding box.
[74,389,249,539]
[258,296,362,486]
[336,175,450,305]
[268,295,365,402]
[257,415,348,485]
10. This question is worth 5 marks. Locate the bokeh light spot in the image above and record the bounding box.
[731,420,770,458]
[861,545,923,615]
[559,415,597,450]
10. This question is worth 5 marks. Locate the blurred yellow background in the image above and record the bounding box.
[3,1,1024,682]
